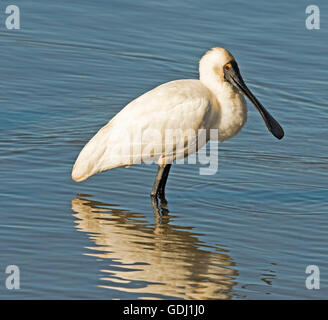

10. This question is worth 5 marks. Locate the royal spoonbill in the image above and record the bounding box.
[72,47,284,199]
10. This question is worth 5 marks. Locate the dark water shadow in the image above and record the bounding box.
[71,196,239,299]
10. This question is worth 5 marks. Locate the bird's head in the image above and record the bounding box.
[199,47,284,140]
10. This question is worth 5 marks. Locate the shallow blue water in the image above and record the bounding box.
[0,0,327,299]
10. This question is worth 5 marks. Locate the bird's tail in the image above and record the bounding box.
[72,124,113,182]
[71,144,97,182]
[71,161,89,182]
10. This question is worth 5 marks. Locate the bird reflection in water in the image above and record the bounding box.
[72,196,238,299]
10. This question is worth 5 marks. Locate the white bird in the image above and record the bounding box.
[72,47,284,199]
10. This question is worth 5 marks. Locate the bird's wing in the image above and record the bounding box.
[72,79,214,182]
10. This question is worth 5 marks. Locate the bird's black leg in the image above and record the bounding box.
[150,164,172,199]
[158,164,171,199]
[151,166,165,198]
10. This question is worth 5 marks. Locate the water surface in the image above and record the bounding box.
[0,0,327,299]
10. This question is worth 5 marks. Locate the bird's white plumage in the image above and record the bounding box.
[72,48,248,182]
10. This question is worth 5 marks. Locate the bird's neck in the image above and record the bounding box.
[200,73,247,141]
[200,70,240,106]
[199,67,228,94]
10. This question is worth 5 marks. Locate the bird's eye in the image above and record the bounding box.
[224,63,231,70]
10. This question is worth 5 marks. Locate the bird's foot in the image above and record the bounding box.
[150,190,168,215]
[150,189,166,202]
